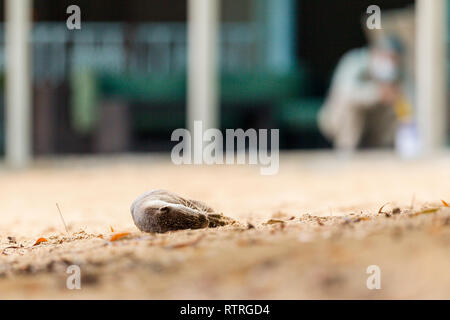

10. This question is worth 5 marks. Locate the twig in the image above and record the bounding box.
[410,193,416,210]
[56,203,70,235]
[378,202,390,214]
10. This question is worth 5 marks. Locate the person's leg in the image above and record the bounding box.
[333,105,366,150]
[318,102,366,151]
[362,106,397,148]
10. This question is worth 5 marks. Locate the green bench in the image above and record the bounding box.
[91,70,311,132]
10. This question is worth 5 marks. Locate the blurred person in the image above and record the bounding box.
[318,35,413,151]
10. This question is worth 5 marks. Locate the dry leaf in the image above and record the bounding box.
[354,217,371,222]
[33,237,48,246]
[265,219,285,225]
[110,232,130,241]
[442,200,449,207]
[411,208,439,217]
[378,203,390,214]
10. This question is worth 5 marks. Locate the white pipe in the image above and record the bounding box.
[187,0,219,134]
[5,0,32,168]
[416,0,447,153]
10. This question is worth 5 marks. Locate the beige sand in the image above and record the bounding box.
[0,151,449,299]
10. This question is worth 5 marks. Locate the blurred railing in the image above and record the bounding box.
[0,22,259,83]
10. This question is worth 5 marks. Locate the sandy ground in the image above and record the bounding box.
[0,151,450,299]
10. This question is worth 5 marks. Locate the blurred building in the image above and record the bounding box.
[0,0,448,156]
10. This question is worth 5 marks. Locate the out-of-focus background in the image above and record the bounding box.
[0,0,447,161]
[0,0,450,300]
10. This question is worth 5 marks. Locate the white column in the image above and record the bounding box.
[5,0,32,168]
[416,0,447,153]
[187,0,219,134]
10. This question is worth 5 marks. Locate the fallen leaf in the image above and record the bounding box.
[265,219,285,225]
[442,200,449,207]
[378,202,390,214]
[110,232,130,241]
[411,208,439,217]
[33,237,48,246]
[354,217,371,222]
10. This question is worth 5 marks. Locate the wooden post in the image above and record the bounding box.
[416,0,448,153]
[5,0,32,168]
